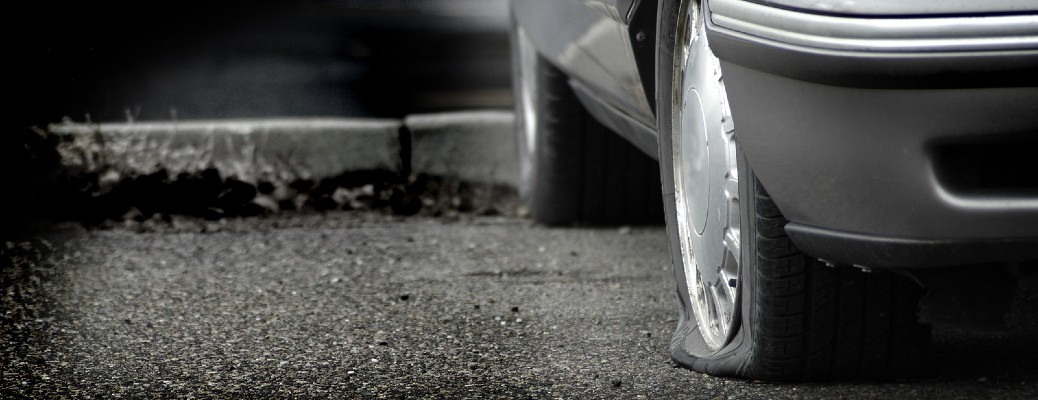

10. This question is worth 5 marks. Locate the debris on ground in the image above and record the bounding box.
[1,126,518,235]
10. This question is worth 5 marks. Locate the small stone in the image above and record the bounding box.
[611,379,622,387]
[331,187,354,206]
[642,331,652,338]
[202,207,225,221]
[201,220,222,232]
[511,306,520,313]
[399,293,410,301]
[251,195,279,213]
[122,207,144,222]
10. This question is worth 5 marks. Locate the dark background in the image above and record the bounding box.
[2,0,512,239]
[13,0,512,127]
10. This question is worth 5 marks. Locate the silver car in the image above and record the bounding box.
[511,0,1038,381]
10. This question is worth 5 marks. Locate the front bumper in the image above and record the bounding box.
[706,0,1038,267]
[707,0,1038,88]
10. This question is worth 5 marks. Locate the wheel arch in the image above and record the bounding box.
[627,0,661,116]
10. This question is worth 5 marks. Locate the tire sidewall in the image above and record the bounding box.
[509,11,538,209]
[658,0,757,373]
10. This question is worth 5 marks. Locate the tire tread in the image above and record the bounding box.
[526,54,662,225]
[748,182,931,381]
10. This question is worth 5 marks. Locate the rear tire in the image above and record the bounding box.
[511,17,662,226]
[659,0,931,381]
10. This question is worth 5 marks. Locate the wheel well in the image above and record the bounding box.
[628,0,661,117]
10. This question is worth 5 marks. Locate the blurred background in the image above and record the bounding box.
[15,0,512,126]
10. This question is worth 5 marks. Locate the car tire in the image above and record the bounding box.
[657,0,931,381]
[511,16,662,226]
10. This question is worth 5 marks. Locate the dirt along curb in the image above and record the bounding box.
[3,111,518,233]
[47,118,405,184]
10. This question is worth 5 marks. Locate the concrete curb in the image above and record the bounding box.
[48,111,517,188]
[49,118,404,183]
[406,110,517,188]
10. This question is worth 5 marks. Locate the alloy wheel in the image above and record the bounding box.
[671,1,741,351]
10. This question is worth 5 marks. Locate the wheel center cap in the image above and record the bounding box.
[681,87,710,235]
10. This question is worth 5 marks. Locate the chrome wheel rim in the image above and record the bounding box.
[672,1,740,351]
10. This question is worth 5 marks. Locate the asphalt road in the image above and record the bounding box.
[4,212,1038,398]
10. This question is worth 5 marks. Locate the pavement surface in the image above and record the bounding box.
[4,212,1038,398]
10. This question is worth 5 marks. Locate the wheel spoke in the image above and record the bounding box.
[724,176,739,206]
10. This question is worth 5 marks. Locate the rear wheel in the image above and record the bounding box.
[658,0,931,381]
[511,17,662,226]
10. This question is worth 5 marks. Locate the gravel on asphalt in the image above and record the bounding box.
[3,212,1037,398]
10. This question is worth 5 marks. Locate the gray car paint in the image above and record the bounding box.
[705,0,1038,88]
[722,62,1038,241]
[750,0,1038,16]
[702,0,1038,242]
[710,0,1038,53]
[705,0,1038,264]
[510,0,655,129]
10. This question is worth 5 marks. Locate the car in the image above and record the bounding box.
[510,0,1038,381]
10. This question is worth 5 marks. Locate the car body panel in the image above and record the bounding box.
[706,0,1038,89]
[722,62,1038,240]
[704,0,1038,266]
[749,0,1038,16]
[510,0,656,130]
[711,0,1038,53]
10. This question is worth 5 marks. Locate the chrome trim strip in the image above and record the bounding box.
[710,0,1038,52]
